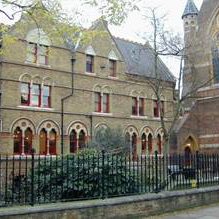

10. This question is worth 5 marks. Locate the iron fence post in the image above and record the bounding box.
[31,149,35,206]
[196,151,199,188]
[101,150,105,199]
[155,151,159,193]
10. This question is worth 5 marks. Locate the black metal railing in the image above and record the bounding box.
[0,151,219,207]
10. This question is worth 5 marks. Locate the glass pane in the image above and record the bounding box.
[39,129,47,155]
[24,128,32,154]
[39,55,46,65]
[21,94,29,104]
[32,84,40,95]
[43,86,50,96]
[39,45,47,55]
[26,54,35,63]
[13,128,22,154]
[21,83,29,93]
[42,97,48,107]
[31,95,39,106]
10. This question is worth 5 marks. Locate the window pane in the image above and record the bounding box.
[21,83,29,93]
[32,84,40,95]
[86,55,93,72]
[153,100,159,117]
[32,95,39,106]
[139,98,144,116]
[132,97,137,115]
[109,60,116,76]
[27,43,37,63]
[21,94,29,104]
[21,83,29,105]
[95,92,101,112]
[43,86,50,96]
[103,94,109,113]
[39,55,46,65]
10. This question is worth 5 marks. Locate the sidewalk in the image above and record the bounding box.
[147,203,219,219]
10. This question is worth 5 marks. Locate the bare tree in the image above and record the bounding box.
[141,7,214,155]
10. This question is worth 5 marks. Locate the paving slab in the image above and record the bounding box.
[146,203,219,219]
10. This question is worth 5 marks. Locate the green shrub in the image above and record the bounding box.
[9,151,140,203]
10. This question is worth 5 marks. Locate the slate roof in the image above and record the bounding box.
[182,0,198,19]
[114,37,175,83]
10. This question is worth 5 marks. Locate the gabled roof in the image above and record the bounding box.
[182,0,198,19]
[114,37,175,83]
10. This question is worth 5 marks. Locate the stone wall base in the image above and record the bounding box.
[1,186,219,219]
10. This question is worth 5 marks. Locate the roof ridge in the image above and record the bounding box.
[114,36,146,47]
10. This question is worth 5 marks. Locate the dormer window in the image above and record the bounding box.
[85,45,96,73]
[26,28,51,66]
[108,50,118,77]
[86,55,94,73]
[109,59,116,77]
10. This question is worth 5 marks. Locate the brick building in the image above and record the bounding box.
[172,0,219,154]
[0,16,175,156]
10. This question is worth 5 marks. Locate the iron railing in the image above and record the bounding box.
[0,151,219,207]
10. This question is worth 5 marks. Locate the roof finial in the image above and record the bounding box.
[182,0,198,19]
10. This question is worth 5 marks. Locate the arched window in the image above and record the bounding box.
[24,128,32,154]
[70,130,77,153]
[157,134,162,155]
[13,127,22,154]
[125,132,131,148]
[39,128,47,155]
[212,33,219,83]
[148,133,153,154]
[131,133,137,159]
[141,133,146,155]
[78,130,86,149]
[49,129,56,155]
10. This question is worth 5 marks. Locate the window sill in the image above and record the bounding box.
[108,76,119,80]
[85,72,97,76]
[152,117,168,121]
[92,112,113,116]
[18,105,54,111]
[24,61,51,68]
[130,115,148,119]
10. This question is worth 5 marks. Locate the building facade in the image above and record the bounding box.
[0,17,175,156]
[172,0,219,154]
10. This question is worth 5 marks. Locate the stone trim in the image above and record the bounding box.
[1,186,219,218]
[200,144,219,148]
[199,134,219,138]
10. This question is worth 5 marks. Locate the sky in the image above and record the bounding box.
[1,0,203,76]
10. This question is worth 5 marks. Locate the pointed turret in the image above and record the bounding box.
[182,0,198,19]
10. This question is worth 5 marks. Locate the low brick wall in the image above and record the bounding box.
[1,186,219,219]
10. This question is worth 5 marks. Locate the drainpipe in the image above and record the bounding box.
[61,55,76,155]
[60,32,81,155]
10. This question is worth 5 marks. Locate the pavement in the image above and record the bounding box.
[146,203,219,219]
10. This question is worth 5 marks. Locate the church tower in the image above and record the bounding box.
[182,0,199,98]
[182,0,199,46]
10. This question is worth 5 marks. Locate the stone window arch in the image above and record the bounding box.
[212,32,219,83]
[68,122,88,153]
[20,74,53,108]
[11,118,35,155]
[131,90,146,116]
[152,94,165,118]
[37,120,60,155]
[94,123,109,139]
[125,126,138,159]
[93,85,112,114]
[155,128,164,155]
[140,126,154,155]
